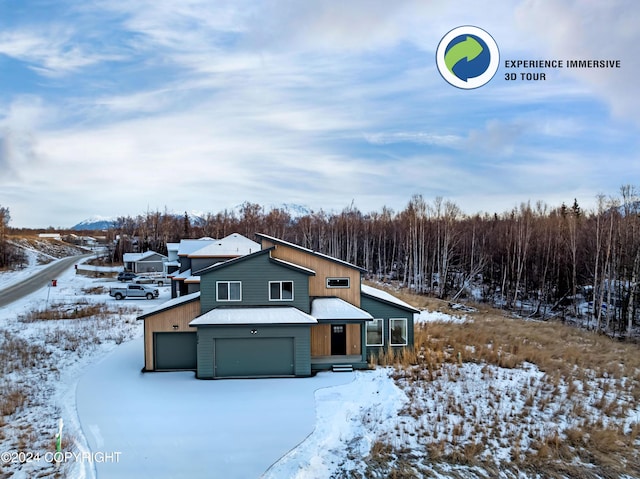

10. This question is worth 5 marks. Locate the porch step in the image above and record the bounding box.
[332,364,354,372]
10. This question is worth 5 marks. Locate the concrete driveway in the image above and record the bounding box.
[76,338,354,479]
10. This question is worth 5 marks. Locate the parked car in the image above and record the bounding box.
[117,272,138,282]
[134,276,167,286]
[109,284,159,300]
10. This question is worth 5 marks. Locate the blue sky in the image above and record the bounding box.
[1,0,638,228]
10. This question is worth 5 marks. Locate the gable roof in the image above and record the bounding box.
[189,233,260,258]
[194,247,315,277]
[361,284,420,313]
[255,233,367,274]
[123,251,167,262]
[177,238,217,257]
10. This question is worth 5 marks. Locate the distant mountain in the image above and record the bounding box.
[71,216,116,231]
[271,203,312,219]
[71,206,310,231]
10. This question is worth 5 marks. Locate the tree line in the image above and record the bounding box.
[0,207,26,269]
[4,185,640,336]
[101,186,640,336]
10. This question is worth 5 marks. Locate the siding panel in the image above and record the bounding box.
[262,240,361,306]
[200,252,310,314]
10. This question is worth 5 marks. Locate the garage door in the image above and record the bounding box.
[214,337,294,378]
[154,332,197,370]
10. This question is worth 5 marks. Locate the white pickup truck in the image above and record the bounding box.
[110,284,159,300]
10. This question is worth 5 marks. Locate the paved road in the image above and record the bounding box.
[0,253,94,307]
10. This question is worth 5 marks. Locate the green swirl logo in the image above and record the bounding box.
[436,26,500,89]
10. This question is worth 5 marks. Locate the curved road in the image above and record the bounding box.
[0,253,94,307]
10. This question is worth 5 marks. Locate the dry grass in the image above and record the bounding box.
[81,285,108,295]
[1,300,141,478]
[18,302,113,322]
[365,286,640,478]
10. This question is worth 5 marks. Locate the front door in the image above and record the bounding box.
[331,325,347,355]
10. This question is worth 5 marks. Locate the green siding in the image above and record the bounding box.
[192,256,235,273]
[196,325,311,379]
[360,295,415,358]
[199,253,310,314]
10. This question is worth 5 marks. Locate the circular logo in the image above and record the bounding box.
[436,26,499,89]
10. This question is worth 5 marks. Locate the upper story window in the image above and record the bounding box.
[269,281,294,301]
[326,277,350,288]
[217,281,242,301]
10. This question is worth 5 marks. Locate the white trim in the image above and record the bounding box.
[269,280,294,302]
[366,318,384,346]
[326,277,350,288]
[389,318,408,346]
[216,281,242,302]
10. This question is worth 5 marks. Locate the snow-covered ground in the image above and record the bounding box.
[0,248,49,290]
[76,340,355,479]
[2,250,639,478]
[0,257,152,479]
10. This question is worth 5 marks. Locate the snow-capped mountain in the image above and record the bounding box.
[273,203,312,219]
[71,216,117,231]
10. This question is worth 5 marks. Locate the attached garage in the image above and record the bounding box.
[154,332,197,370]
[138,292,202,372]
[213,337,294,378]
[190,307,316,379]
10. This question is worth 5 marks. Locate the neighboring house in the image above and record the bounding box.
[138,233,418,379]
[165,242,181,276]
[169,234,260,298]
[38,233,62,239]
[123,251,168,274]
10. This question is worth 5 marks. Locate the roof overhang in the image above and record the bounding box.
[311,297,373,320]
[361,284,420,313]
[137,292,201,320]
[190,307,318,326]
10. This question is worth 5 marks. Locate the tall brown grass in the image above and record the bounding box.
[365,286,640,478]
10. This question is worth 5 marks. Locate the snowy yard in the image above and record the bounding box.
[2,251,640,479]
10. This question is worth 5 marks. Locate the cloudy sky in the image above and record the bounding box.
[1,0,638,228]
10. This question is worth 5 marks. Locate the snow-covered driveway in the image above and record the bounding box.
[76,338,355,479]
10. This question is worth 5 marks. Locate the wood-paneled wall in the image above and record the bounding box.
[143,299,201,370]
[310,323,361,356]
[262,239,361,306]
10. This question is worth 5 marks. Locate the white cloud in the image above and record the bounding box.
[515,0,640,123]
[1,0,638,227]
[0,28,120,77]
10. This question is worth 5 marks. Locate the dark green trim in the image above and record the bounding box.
[194,248,273,276]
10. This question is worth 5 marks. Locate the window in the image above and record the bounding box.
[269,281,294,301]
[327,277,350,288]
[366,319,384,346]
[217,281,241,301]
[390,318,408,346]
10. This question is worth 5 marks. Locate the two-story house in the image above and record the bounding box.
[138,233,417,379]
[168,233,260,298]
